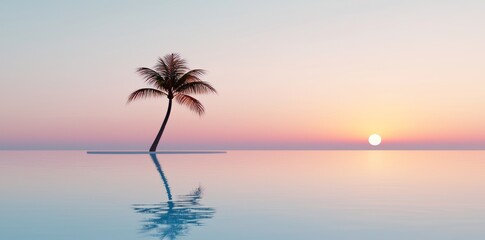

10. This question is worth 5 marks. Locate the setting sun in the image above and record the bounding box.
[369,134,382,146]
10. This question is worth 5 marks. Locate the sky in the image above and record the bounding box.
[1,0,485,150]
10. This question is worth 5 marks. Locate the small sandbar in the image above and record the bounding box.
[86,151,226,154]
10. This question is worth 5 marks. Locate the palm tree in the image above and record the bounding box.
[128,53,216,152]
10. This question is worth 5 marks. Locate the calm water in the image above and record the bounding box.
[1,151,485,239]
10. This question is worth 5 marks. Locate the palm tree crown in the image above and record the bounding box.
[128,53,216,115]
[128,53,216,152]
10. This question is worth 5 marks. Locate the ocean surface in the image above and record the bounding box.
[1,150,485,240]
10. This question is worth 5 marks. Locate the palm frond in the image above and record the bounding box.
[175,94,205,115]
[167,53,188,71]
[175,69,206,88]
[166,53,189,79]
[176,81,217,95]
[127,88,167,103]
[155,57,169,77]
[136,67,164,89]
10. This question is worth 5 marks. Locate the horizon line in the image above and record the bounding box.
[2,148,485,151]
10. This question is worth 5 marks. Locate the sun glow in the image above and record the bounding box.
[369,134,382,146]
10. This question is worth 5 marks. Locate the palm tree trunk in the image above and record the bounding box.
[149,98,172,152]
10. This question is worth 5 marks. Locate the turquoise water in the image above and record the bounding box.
[1,151,485,239]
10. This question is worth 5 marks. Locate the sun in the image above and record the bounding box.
[368,134,382,146]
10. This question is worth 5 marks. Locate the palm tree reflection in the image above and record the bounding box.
[133,154,215,240]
